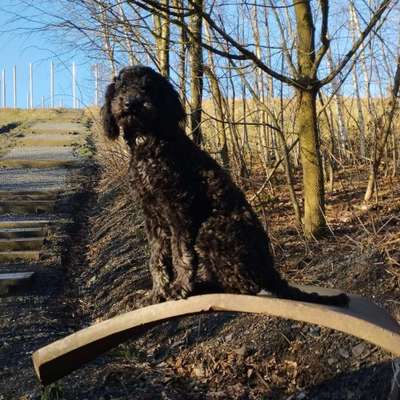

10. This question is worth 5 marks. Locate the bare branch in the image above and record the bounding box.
[319,0,393,87]
[312,0,330,75]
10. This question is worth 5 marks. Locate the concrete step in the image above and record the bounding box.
[16,136,79,147]
[0,218,70,229]
[0,190,60,201]
[0,271,35,295]
[0,220,53,229]
[0,250,40,263]
[0,262,39,272]
[0,227,46,239]
[30,121,86,132]
[0,159,79,169]
[0,237,45,251]
[0,200,55,215]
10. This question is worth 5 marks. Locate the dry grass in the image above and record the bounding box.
[88,109,131,191]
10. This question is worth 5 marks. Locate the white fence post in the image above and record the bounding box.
[94,64,99,107]
[29,63,33,109]
[72,62,77,109]
[50,61,55,109]
[2,68,6,108]
[2,62,88,110]
[13,66,17,109]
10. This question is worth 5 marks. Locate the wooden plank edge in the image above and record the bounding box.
[32,291,400,386]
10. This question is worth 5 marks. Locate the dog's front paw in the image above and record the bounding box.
[167,281,193,300]
[143,288,167,305]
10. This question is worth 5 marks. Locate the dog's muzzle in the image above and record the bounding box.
[124,95,143,112]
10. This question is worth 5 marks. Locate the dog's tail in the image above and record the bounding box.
[268,271,349,307]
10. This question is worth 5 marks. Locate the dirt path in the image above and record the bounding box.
[0,112,92,399]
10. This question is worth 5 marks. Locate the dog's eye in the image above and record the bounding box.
[143,101,152,109]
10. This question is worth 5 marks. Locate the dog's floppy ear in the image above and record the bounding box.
[163,79,186,128]
[101,79,120,140]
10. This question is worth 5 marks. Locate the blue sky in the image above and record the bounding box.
[0,2,95,109]
[0,0,397,109]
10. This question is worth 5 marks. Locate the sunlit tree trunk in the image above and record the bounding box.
[203,62,230,169]
[364,55,400,202]
[296,89,326,237]
[294,1,326,238]
[189,0,204,146]
[117,4,136,66]
[153,0,170,77]
[94,1,117,76]
[173,0,187,102]
[276,127,302,227]
[351,63,367,159]
[349,4,367,160]
[326,48,348,159]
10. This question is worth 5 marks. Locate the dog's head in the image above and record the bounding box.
[101,65,185,145]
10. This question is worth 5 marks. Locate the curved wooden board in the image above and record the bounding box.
[32,285,400,385]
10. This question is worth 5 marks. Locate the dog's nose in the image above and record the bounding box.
[125,95,142,109]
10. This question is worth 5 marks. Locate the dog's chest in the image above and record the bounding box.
[129,141,174,195]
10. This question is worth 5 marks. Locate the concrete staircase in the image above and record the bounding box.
[0,119,88,294]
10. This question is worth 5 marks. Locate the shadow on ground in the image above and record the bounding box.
[0,122,20,134]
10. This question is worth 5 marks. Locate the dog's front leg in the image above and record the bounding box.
[168,231,196,299]
[145,219,173,303]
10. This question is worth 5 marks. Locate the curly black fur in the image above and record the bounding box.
[102,65,349,308]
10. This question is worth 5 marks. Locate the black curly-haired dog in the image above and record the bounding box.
[102,65,349,307]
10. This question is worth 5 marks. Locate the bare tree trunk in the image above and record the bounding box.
[297,89,326,237]
[160,0,170,77]
[204,66,230,169]
[241,80,251,176]
[227,62,248,181]
[351,62,367,159]
[364,55,400,202]
[349,3,373,160]
[250,6,264,166]
[189,0,204,146]
[326,48,348,159]
[95,1,117,76]
[276,128,302,227]
[318,92,336,193]
[173,0,187,101]
[153,0,170,77]
[117,4,136,65]
[392,132,398,176]
[294,1,326,238]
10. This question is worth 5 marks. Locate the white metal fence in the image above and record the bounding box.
[0,62,102,109]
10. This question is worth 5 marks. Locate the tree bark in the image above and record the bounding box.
[173,0,187,102]
[276,128,302,227]
[297,90,326,237]
[204,65,230,169]
[364,55,400,202]
[294,1,326,238]
[117,4,136,66]
[326,48,348,159]
[189,0,204,146]
[153,0,170,77]
[95,1,117,76]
